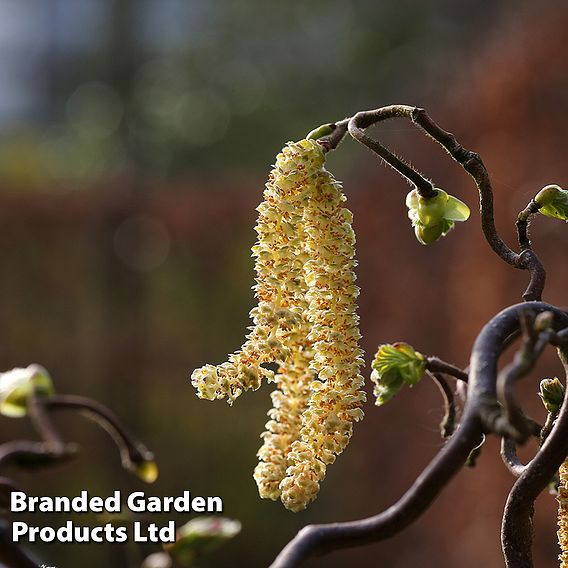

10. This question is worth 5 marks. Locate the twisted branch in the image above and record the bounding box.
[318,105,546,301]
[495,311,555,442]
[270,303,568,568]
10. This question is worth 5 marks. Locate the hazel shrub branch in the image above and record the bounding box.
[188,104,568,567]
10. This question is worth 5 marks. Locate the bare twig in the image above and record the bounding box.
[28,397,66,456]
[516,200,542,251]
[317,120,349,152]
[501,437,527,478]
[339,105,546,301]
[428,372,456,438]
[348,107,436,197]
[0,441,74,470]
[44,395,153,473]
[426,357,468,383]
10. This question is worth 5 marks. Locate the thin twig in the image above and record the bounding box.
[44,395,153,472]
[516,200,542,251]
[28,397,66,456]
[426,357,468,383]
[340,105,546,301]
[0,441,74,469]
[428,372,456,437]
[317,120,349,152]
[348,107,436,197]
[496,316,554,442]
[540,412,557,444]
[500,437,527,477]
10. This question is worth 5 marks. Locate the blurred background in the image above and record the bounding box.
[1,0,568,566]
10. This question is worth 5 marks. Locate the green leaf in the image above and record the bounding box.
[535,185,568,221]
[406,188,469,245]
[371,343,426,406]
[443,195,470,221]
[416,189,448,226]
[414,220,454,245]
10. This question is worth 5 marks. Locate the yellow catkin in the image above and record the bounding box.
[280,164,365,512]
[253,141,321,500]
[191,140,324,405]
[192,138,364,511]
[558,458,568,566]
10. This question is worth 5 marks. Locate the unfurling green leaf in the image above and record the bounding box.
[539,377,565,414]
[534,184,568,221]
[406,188,470,245]
[370,343,426,405]
[0,364,54,418]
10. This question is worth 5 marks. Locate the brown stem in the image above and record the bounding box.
[338,105,546,301]
[428,372,456,438]
[516,200,542,251]
[501,437,527,477]
[27,397,66,456]
[0,441,74,469]
[496,315,554,442]
[348,107,436,197]
[426,357,469,383]
[44,395,153,472]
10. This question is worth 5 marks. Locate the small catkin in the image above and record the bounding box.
[558,458,568,567]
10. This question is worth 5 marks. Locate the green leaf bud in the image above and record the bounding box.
[534,184,568,221]
[306,123,335,141]
[0,364,54,418]
[539,377,565,414]
[416,189,449,226]
[406,188,470,245]
[414,219,454,245]
[370,343,426,406]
